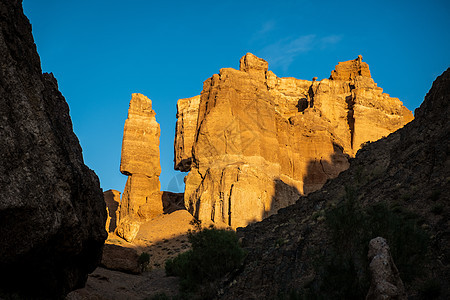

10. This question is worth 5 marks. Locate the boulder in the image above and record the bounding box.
[100,244,140,274]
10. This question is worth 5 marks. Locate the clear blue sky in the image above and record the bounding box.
[23,0,450,194]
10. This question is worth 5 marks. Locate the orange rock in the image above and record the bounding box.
[174,95,200,172]
[116,93,163,241]
[175,53,413,228]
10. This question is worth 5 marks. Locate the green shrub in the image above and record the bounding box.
[147,293,171,300]
[318,186,429,298]
[418,278,441,299]
[138,252,151,272]
[431,203,443,214]
[165,227,246,292]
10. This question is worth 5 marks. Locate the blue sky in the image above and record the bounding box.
[23,0,450,194]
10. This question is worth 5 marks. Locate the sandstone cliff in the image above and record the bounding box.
[175,53,413,228]
[116,93,163,241]
[218,68,449,299]
[0,0,107,298]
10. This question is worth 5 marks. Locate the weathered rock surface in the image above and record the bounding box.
[116,93,163,241]
[175,53,413,228]
[100,244,140,274]
[366,237,407,300]
[174,95,200,172]
[162,191,185,214]
[217,68,449,299]
[0,0,107,298]
[104,189,121,233]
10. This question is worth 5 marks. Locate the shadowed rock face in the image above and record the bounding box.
[175,53,413,228]
[0,0,107,298]
[218,68,449,299]
[104,190,121,233]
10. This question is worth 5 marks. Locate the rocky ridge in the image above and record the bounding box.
[217,68,449,299]
[0,0,107,298]
[175,53,413,229]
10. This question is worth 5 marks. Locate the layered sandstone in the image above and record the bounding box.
[116,93,163,241]
[0,1,106,298]
[218,68,449,299]
[174,95,201,172]
[175,53,413,228]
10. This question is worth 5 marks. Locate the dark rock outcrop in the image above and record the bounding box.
[366,237,407,300]
[0,0,107,298]
[218,69,449,299]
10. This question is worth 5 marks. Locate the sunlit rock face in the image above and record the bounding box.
[116,93,163,241]
[0,0,107,298]
[175,53,413,228]
[174,95,201,172]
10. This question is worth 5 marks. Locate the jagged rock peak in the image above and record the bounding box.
[239,52,269,73]
[127,93,156,117]
[175,53,413,229]
[120,93,160,176]
[217,68,449,299]
[330,54,372,80]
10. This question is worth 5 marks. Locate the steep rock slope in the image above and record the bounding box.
[218,69,449,299]
[175,53,413,228]
[0,0,107,298]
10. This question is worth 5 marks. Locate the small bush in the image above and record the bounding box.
[431,203,443,214]
[418,278,441,299]
[165,227,246,292]
[138,252,151,272]
[318,186,430,298]
[147,293,171,300]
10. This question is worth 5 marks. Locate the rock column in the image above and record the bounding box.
[116,93,163,241]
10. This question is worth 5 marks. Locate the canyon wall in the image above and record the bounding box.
[218,68,450,299]
[175,53,413,228]
[0,0,107,297]
[116,93,163,241]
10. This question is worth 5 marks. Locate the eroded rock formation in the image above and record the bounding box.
[0,0,107,298]
[366,237,407,300]
[116,93,163,241]
[175,53,413,228]
[217,68,449,299]
[174,95,200,172]
[104,189,121,233]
